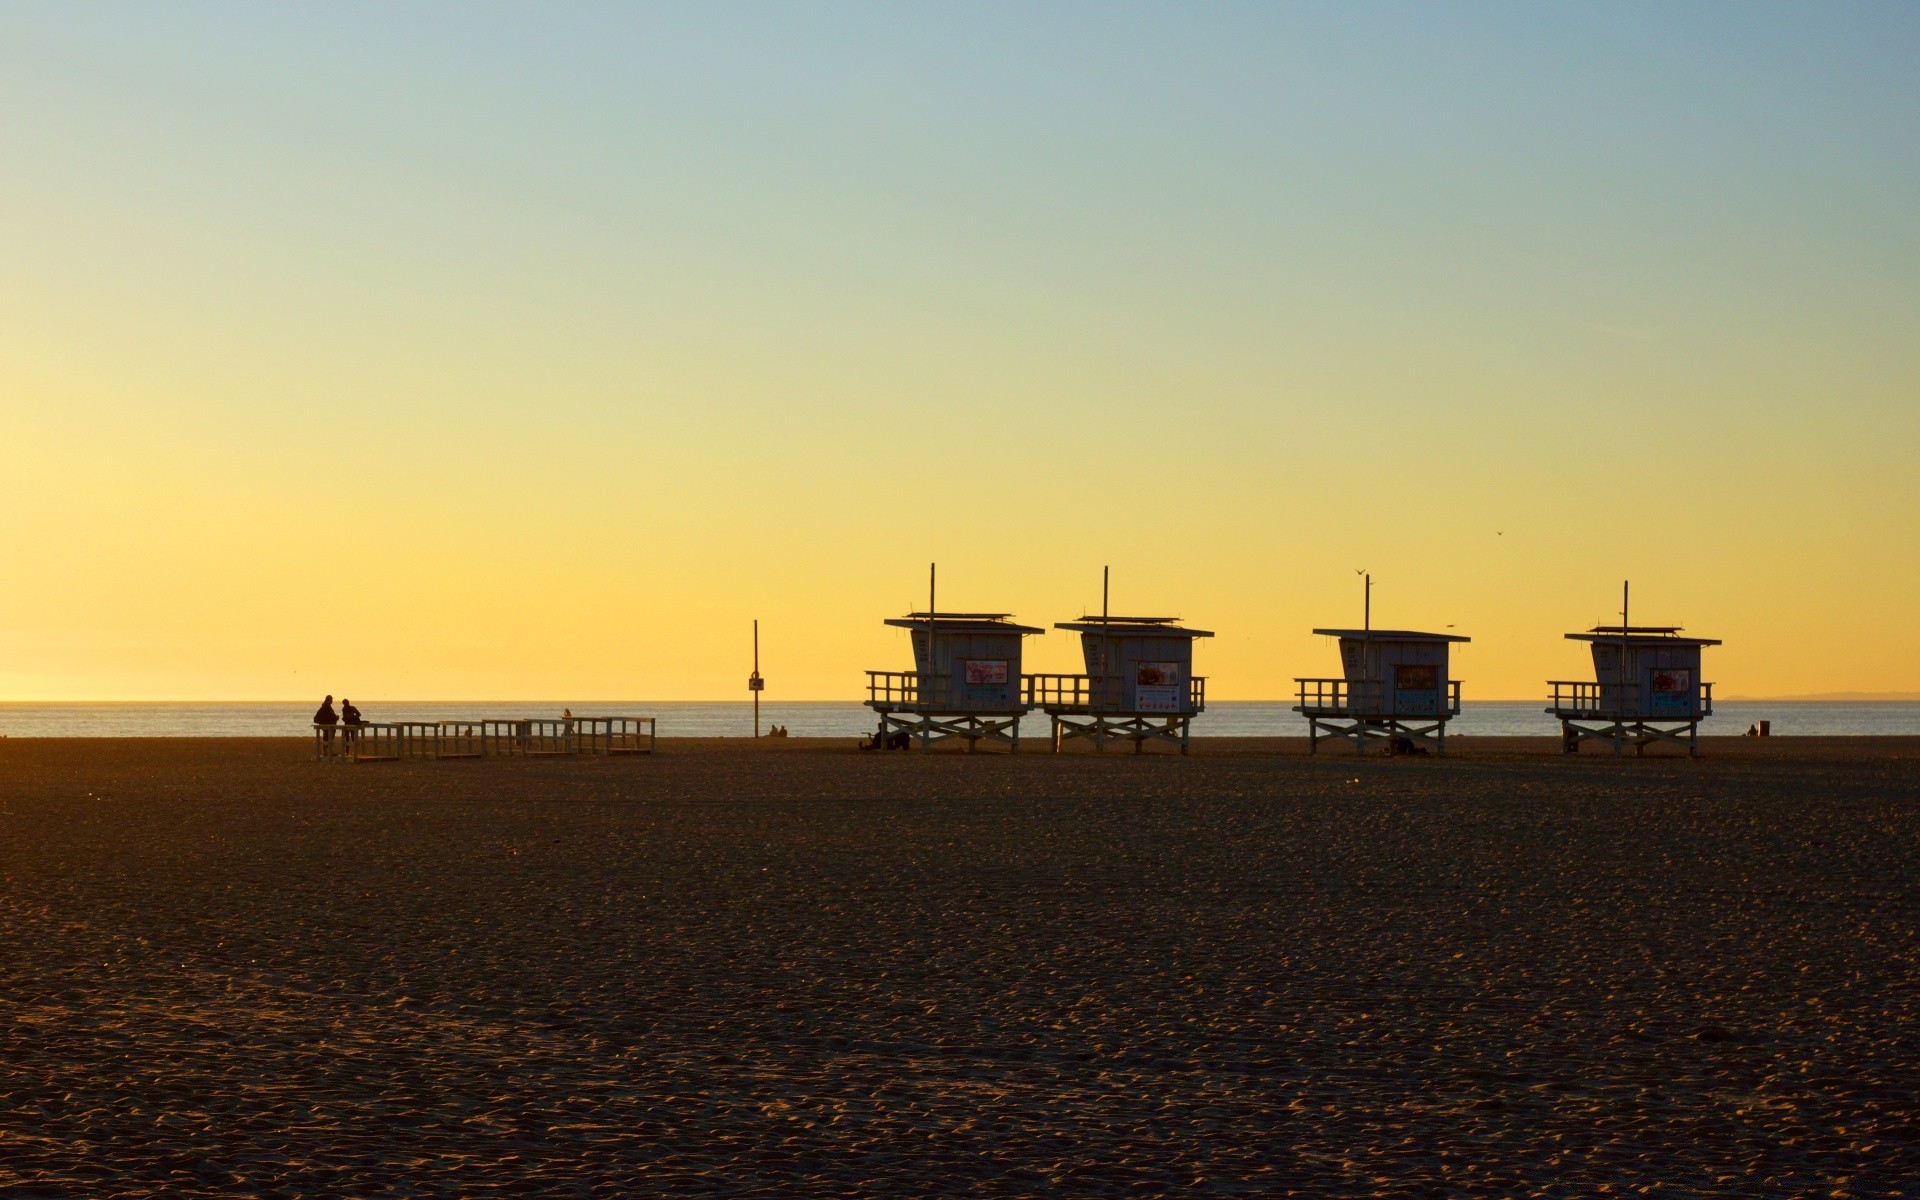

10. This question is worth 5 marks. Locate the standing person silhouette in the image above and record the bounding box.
[314,695,339,754]
[340,698,363,753]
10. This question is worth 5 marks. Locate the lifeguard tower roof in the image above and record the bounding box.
[1567,625,1720,647]
[1313,628,1470,643]
[884,612,1045,635]
[1055,616,1214,638]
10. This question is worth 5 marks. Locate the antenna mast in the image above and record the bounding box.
[1102,566,1111,701]
[1362,572,1372,697]
[1621,580,1630,721]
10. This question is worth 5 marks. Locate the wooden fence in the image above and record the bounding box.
[315,716,656,763]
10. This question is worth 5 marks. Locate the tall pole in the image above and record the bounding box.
[1363,572,1372,704]
[753,619,760,738]
[1621,580,1630,722]
[928,562,936,703]
[1102,565,1111,704]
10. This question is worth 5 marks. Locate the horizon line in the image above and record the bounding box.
[5,695,1919,705]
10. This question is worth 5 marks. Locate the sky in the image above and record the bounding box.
[1,1,1916,701]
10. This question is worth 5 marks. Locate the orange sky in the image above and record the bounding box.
[2,5,1916,701]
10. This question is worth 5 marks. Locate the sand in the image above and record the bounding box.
[0,735,1915,1196]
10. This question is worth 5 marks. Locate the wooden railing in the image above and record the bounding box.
[393,721,454,759]
[1546,681,1611,715]
[481,719,527,757]
[521,719,577,756]
[574,716,657,754]
[314,722,402,762]
[317,716,657,761]
[1547,681,1713,718]
[866,671,951,709]
[867,668,933,706]
[1296,678,1382,714]
[1023,674,1207,713]
[429,720,486,758]
[1294,678,1461,716]
[1024,674,1115,709]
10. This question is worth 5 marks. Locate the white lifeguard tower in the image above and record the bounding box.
[1032,571,1211,754]
[1548,583,1719,756]
[1293,575,1467,755]
[864,565,1042,753]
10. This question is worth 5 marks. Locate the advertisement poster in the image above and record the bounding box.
[1650,669,1691,693]
[964,659,1008,685]
[1135,662,1182,712]
[1649,669,1693,715]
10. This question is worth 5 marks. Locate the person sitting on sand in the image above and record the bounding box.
[313,695,338,751]
[1389,735,1429,757]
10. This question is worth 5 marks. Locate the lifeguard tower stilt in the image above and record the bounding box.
[1548,582,1719,756]
[864,565,1042,753]
[1030,568,1211,754]
[1292,574,1468,756]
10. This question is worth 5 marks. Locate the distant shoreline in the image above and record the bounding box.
[1719,693,1920,702]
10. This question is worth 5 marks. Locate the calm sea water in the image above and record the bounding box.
[2,700,1915,739]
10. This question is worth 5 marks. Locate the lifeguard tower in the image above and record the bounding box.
[1548,583,1719,756]
[1293,575,1467,755]
[865,565,1042,752]
[1030,569,1211,754]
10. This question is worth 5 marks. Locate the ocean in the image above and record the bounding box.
[2,700,1916,739]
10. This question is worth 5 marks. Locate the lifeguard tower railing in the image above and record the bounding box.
[1027,674,1209,755]
[1546,681,1714,720]
[316,716,656,762]
[864,670,1031,752]
[1294,678,1463,717]
[868,672,1035,712]
[868,671,1208,714]
[866,671,948,710]
[1023,674,1207,714]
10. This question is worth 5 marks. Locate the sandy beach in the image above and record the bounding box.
[1,735,1915,1196]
